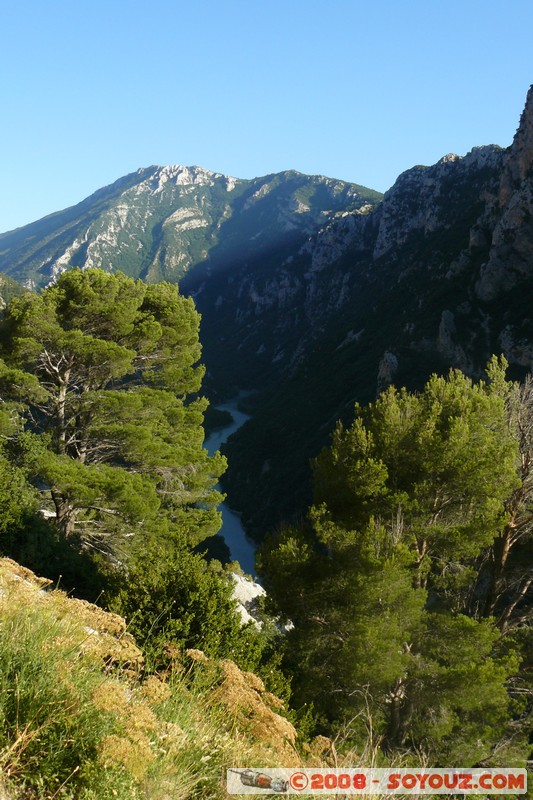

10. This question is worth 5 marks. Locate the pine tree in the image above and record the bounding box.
[259,361,526,763]
[313,360,519,602]
[0,268,225,556]
[481,373,533,630]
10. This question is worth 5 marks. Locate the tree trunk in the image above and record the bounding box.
[51,489,78,538]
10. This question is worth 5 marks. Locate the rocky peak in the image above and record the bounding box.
[0,165,380,288]
[150,164,235,190]
[476,85,533,301]
[373,145,503,260]
[499,84,533,207]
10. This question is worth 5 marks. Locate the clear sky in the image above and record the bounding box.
[0,0,532,232]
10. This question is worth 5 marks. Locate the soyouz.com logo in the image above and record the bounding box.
[227,768,528,794]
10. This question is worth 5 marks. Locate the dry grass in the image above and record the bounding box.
[0,558,305,799]
[1,556,413,800]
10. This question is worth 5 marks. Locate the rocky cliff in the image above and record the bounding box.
[477,85,533,304]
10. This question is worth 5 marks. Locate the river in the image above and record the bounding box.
[204,400,257,576]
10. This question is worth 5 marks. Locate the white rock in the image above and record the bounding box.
[230,573,266,628]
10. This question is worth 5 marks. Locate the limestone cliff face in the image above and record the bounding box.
[477,85,533,301]
[221,88,533,539]
[196,136,507,394]
[373,147,503,261]
[499,85,533,207]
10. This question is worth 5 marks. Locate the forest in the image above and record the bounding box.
[0,268,531,796]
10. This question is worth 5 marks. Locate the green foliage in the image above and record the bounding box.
[405,613,517,764]
[109,532,290,700]
[110,537,254,665]
[0,268,225,555]
[313,359,519,600]
[0,272,27,306]
[0,268,285,738]
[482,373,533,626]
[1,511,110,602]
[0,452,37,536]
[259,362,528,763]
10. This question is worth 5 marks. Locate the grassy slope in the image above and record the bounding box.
[0,557,302,799]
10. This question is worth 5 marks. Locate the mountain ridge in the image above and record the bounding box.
[0,165,381,289]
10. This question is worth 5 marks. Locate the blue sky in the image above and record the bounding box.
[0,0,532,232]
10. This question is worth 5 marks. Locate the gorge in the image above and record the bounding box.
[0,87,532,544]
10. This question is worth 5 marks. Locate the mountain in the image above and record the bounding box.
[0,167,381,290]
[1,87,531,541]
[186,144,507,397]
